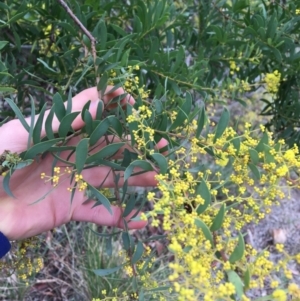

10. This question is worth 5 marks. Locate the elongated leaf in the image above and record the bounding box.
[89,184,112,214]
[132,241,144,264]
[93,265,122,277]
[169,93,192,131]
[255,132,268,153]
[28,95,36,149]
[45,105,56,139]
[210,204,225,231]
[214,107,230,142]
[124,160,154,182]
[53,92,66,122]
[248,163,261,180]
[244,268,251,290]
[229,232,245,263]
[122,231,134,251]
[15,160,33,170]
[37,58,59,74]
[33,103,47,144]
[151,153,167,174]
[249,148,259,165]
[227,270,244,298]
[0,41,8,50]
[5,98,29,132]
[0,86,16,93]
[194,218,213,246]
[89,119,109,146]
[196,179,211,214]
[66,89,73,114]
[96,100,103,120]
[58,112,80,137]
[24,138,63,160]
[3,170,15,198]
[75,138,89,174]
[196,106,205,138]
[107,116,123,137]
[83,109,93,135]
[86,143,125,164]
[123,193,136,217]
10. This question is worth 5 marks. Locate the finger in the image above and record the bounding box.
[71,203,147,229]
[51,86,135,133]
[0,87,135,154]
[82,166,159,188]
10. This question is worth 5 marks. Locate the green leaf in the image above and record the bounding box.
[45,105,56,139]
[37,58,59,74]
[255,132,268,153]
[151,153,168,174]
[196,179,211,214]
[83,109,93,135]
[194,218,213,246]
[169,93,192,131]
[14,160,33,170]
[107,116,123,137]
[96,100,103,120]
[33,103,47,144]
[249,148,259,165]
[66,89,73,114]
[93,265,122,277]
[24,138,64,160]
[3,170,15,198]
[124,160,154,182]
[89,184,112,214]
[123,193,136,217]
[244,267,251,290]
[231,137,240,154]
[229,232,245,264]
[58,112,80,137]
[75,138,89,174]
[86,143,125,164]
[28,95,36,149]
[53,92,66,122]
[196,106,205,138]
[90,118,110,146]
[214,107,230,142]
[5,98,29,132]
[248,163,261,180]
[227,270,244,298]
[0,41,8,50]
[122,230,134,252]
[132,241,144,264]
[210,204,225,231]
[97,71,108,95]
[0,87,16,93]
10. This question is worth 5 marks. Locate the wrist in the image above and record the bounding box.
[0,231,11,258]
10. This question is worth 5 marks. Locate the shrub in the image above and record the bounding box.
[2,0,300,300]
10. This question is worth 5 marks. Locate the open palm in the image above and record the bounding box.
[0,87,165,240]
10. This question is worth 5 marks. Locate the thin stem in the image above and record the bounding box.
[56,0,99,85]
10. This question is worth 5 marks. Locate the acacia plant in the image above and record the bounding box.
[1,0,300,300]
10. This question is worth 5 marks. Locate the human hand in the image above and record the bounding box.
[0,87,166,241]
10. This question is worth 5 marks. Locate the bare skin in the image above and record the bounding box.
[0,87,166,240]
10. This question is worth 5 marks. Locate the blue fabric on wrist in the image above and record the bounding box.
[0,231,11,258]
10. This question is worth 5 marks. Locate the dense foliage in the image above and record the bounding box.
[2,0,300,300]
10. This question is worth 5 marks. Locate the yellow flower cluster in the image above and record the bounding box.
[125,99,300,299]
[92,245,168,300]
[0,237,43,285]
[127,105,155,157]
[264,70,281,94]
[229,60,239,75]
[41,167,87,192]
